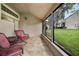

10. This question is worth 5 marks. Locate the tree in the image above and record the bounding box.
[55,3,76,28]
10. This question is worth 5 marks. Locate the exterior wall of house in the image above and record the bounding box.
[0,4,19,37]
[0,3,1,20]
[14,20,19,30]
[0,18,15,37]
[19,14,42,37]
[0,14,19,37]
[65,11,79,29]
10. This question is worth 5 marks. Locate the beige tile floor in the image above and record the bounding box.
[22,36,53,56]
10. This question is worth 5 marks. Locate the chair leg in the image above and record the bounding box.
[20,53,23,56]
[22,48,24,54]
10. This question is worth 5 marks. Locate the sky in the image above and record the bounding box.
[65,3,79,19]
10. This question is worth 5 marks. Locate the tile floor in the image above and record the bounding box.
[23,36,53,56]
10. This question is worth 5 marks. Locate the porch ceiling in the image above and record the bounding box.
[6,3,60,20]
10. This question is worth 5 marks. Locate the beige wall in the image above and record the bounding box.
[0,17,19,37]
[0,19,15,37]
[0,4,20,37]
[0,16,19,37]
[0,3,1,20]
[14,20,19,30]
[19,14,42,37]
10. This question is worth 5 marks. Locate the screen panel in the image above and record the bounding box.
[54,3,79,55]
[42,14,53,41]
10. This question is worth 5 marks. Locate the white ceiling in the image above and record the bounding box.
[6,3,59,20]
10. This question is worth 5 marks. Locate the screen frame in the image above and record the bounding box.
[53,3,79,56]
[42,3,74,56]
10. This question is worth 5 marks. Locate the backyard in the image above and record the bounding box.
[47,29,79,55]
[43,3,79,56]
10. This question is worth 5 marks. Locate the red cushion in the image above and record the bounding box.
[0,46,22,56]
[15,30,25,37]
[15,30,29,41]
[0,50,8,56]
[7,48,22,56]
[0,33,10,48]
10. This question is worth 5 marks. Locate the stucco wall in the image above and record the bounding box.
[19,14,42,37]
[0,4,19,37]
[0,19,15,37]
[0,17,19,37]
[0,3,1,20]
[0,14,19,37]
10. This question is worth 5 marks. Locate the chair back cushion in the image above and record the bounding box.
[15,30,25,37]
[0,33,10,48]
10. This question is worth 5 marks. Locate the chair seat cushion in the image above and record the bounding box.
[15,30,29,41]
[0,44,23,56]
[0,33,23,56]
[0,33,10,48]
[20,35,29,40]
[0,50,8,56]
[0,48,22,56]
[7,48,22,56]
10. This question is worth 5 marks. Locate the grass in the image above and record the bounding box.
[46,29,52,38]
[46,29,79,55]
[55,29,79,55]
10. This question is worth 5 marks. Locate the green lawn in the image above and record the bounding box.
[46,29,52,37]
[55,29,79,55]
